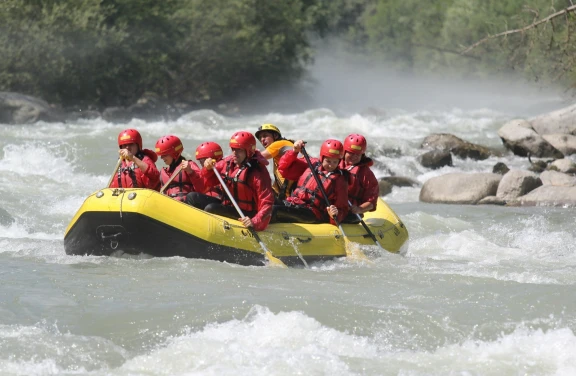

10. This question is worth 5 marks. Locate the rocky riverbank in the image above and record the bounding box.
[0,91,240,125]
[3,90,575,208]
[392,103,576,207]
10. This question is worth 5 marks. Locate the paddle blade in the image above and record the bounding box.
[253,233,286,268]
[264,250,287,268]
[344,237,372,263]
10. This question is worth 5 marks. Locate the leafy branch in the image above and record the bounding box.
[461,4,576,55]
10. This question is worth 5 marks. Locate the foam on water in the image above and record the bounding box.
[0,223,57,241]
[0,141,103,187]
[3,307,574,376]
[1,142,75,178]
[0,322,127,375]
[118,306,369,375]
[403,209,576,284]
[120,309,576,376]
[382,326,576,376]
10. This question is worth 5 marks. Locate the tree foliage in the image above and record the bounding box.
[360,0,576,89]
[0,0,312,107]
[0,0,574,107]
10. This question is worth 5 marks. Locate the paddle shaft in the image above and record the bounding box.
[300,146,370,261]
[212,166,284,266]
[160,165,183,194]
[348,200,384,249]
[300,147,342,227]
[107,158,122,188]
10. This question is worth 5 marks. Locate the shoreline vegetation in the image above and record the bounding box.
[1,0,575,117]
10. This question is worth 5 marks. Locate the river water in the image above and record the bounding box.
[1,77,576,375]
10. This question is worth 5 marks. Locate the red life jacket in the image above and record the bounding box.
[220,159,257,212]
[345,164,365,205]
[203,184,224,200]
[160,161,196,202]
[291,162,345,220]
[113,150,159,190]
[341,157,378,208]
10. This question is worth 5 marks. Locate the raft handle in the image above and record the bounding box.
[100,232,122,240]
[111,188,125,196]
[281,232,312,243]
[99,231,122,250]
[96,226,126,251]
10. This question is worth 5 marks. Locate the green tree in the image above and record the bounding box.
[169,0,312,102]
[0,0,126,105]
[356,0,576,89]
[0,0,313,107]
[453,1,576,86]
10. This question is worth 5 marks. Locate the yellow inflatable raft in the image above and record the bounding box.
[64,188,408,266]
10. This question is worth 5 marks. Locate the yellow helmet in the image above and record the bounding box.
[255,123,281,139]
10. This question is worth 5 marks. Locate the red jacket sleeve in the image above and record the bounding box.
[252,150,270,167]
[359,167,379,211]
[278,150,309,181]
[185,160,205,193]
[329,174,349,225]
[201,158,227,189]
[141,155,160,191]
[248,165,274,231]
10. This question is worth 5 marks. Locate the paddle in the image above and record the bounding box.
[107,158,122,188]
[212,165,286,268]
[300,146,369,261]
[160,165,183,194]
[348,200,386,250]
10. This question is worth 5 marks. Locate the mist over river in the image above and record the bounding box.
[1,65,576,375]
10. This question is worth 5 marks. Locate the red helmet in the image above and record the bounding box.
[155,135,183,159]
[118,129,142,150]
[320,139,344,159]
[344,133,367,154]
[195,142,223,161]
[229,131,256,157]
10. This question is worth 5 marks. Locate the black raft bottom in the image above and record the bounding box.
[64,211,268,266]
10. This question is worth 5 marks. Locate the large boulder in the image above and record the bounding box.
[547,158,576,174]
[420,133,494,160]
[495,170,541,201]
[418,150,452,169]
[102,92,195,123]
[377,176,419,197]
[492,162,510,175]
[539,170,576,187]
[530,103,576,135]
[497,119,563,158]
[378,180,393,196]
[478,196,507,205]
[380,176,420,187]
[514,185,576,207]
[419,173,502,204]
[0,92,64,124]
[541,134,576,156]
